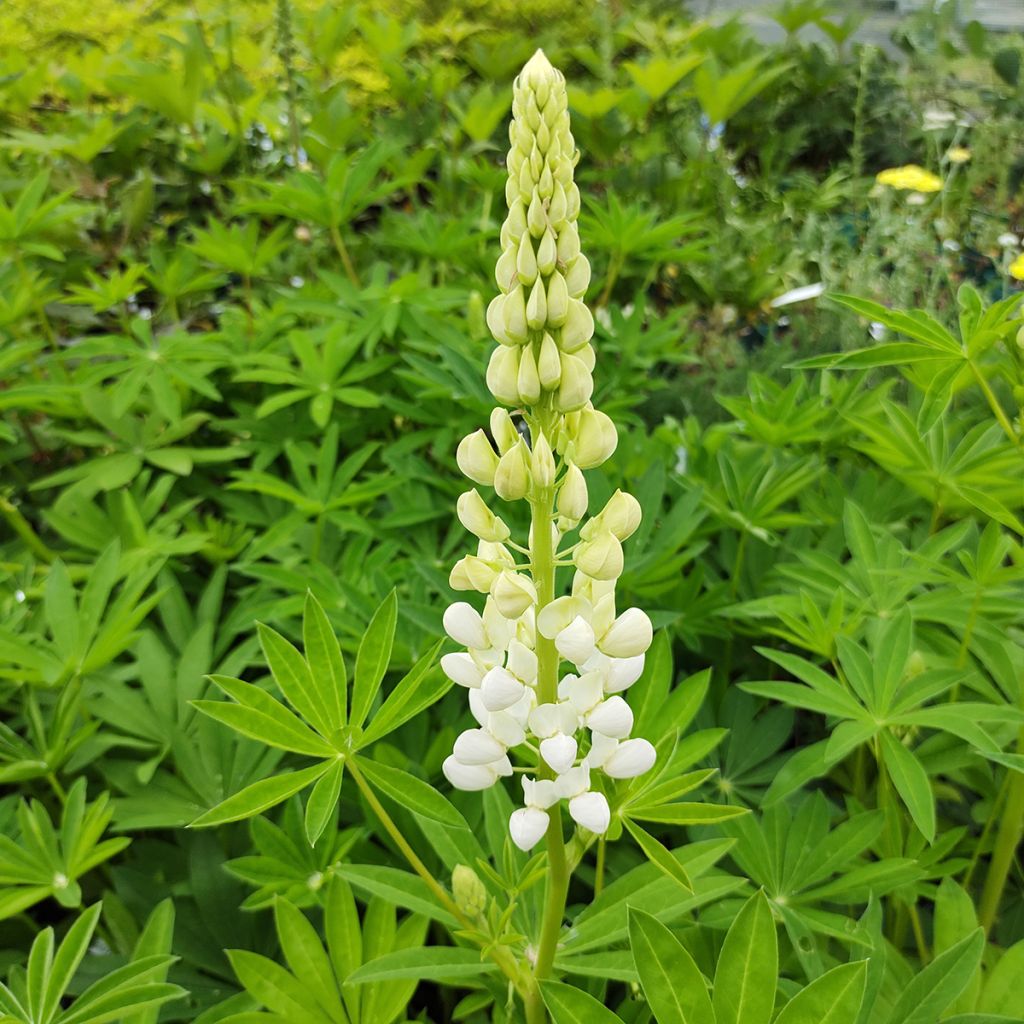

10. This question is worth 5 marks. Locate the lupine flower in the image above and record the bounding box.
[441,49,656,852]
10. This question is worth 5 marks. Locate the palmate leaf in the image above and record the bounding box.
[623,819,694,891]
[347,946,497,984]
[540,981,625,1024]
[774,961,867,1024]
[713,890,777,1024]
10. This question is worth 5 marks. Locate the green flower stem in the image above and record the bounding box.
[979,724,1024,934]
[347,758,527,994]
[969,360,1021,450]
[329,223,360,287]
[0,495,55,562]
[525,409,572,1024]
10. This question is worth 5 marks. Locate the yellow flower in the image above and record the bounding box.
[946,146,971,164]
[876,165,943,193]
[1009,254,1024,281]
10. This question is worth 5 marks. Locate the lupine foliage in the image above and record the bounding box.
[1,1,1024,1022]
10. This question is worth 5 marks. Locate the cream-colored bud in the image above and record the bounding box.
[490,408,519,454]
[577,343,596,371]
[538,332,561,391]
[486,345,521,406]
[538,163,553,198]
[564,254,591,298]
[486,294,511,345]
[557,462,588,521]
[560,299,594,352]
[517,343,542,405]
[457,429,500,486]
[572,408,618,469]
[557,221,581,264]
[449,554,498,593]
[526,277,547,330]
[517,233,538,285]
[458,489,510,543]
[556,352,593,411]
[549,181,568,225]
[575,530,623,581]
[582,490,642,542]
[503,284,528,343]
[491,570,538,619]
[501,200,527,249]
[537,230,557,275]
[495,247,517,293]
[566,182,580,220]
[546,271,569,326]
[527,192,546,237]
[495,439,531,501]
[531,433,556,490]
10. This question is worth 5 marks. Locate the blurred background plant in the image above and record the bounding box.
[1,0,1023,1021]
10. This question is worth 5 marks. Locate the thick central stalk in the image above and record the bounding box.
[525,411,571,1024]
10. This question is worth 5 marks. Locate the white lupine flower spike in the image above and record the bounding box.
[440,50,656,895]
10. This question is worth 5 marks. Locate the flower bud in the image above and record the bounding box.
[540,733,578,774]
[516,233,538,285]
[457,430,500,486]
[495,248,517,293]
[486,294,511,345]
[602,490,642,540]
[557,221,581,264]
[526,277,547,330]
[450,554,498,592]
[480,665,528,712]
[568,790,610,834]
[527,191,546,237]
[572,408,617,469]
[494,440,531,501]
[452,864,488,917]
[517,343,542,405]
[556,352,593,411]
[600,608,652,658]
[549,180,568,225]
[453,728,506,765]
[546,271,569,326]
[486,345,521,406]
[575,530,624,581]
[531,433,556,490]
[509,806,550,851]
[603,737,656,779]
[557,462,588,522]
[502,284,528,342]
[537,332,561,391]
[587,696,633,738]
[458,489,510,543]
[536,229,557,275]
[441,652,485,689]
[560,299,593,352]
[506,639,538,684]
[444,602,489,650]
[490,408,519,453]
[564,254,591,298]
[491,570,537,619]
[556,615,597,665]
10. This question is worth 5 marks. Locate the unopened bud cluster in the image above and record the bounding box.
[442,51,655,853]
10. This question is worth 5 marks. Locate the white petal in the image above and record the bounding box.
[599,608,652,658]
[506,639,538,685]
[480,667,527,712]
[522,776,560,809]
[443,602,489,650]
[587,696,633,738]
[488,711,527,748]
[443,756,497,791]
[556,616,596,665]
[468,689,489,728]
[453,728,506,765]
[569,791,610,834]
[605,654,645,693]
[492,755,514,777]
[555,764,591,799]
[603,737,657,778]
[563,670,604,715]
[540,733,578,774]
[528,702,562,739]
[585,731,619,769]
[441,652,484,689]
[537,595,586,639]
[509,806,550,851]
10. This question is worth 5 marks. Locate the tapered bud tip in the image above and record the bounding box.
[522,49,557,87]
[452,864,488,917]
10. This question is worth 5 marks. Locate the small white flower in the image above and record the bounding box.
[506,639,538,685]
[560,671,603,715]
[529,701,578,738]
[444,602,489,650]
[443,755,510,791]
[453,728,506,765]
[523,777,560,809]
[604,654,645,693]
[509,806,550,851]
[603,737,657,778]
[556,615,597,664]
[599,608,652,658]
[585,731,618,770]
[587,696,633,738]
[540,733,578,774]
[491,570,537,619]
[441,652,485,689]
[568,791,610,834]
[997,232,1020,248]
[480,666,527,712]
[555,764,591,799]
